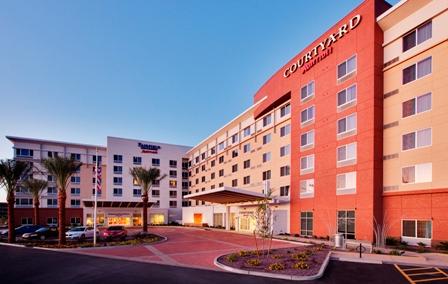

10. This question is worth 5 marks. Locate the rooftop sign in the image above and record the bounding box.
[138,143,161,154]
[283,14,362,78]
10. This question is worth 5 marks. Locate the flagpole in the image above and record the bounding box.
[93,148,98,247]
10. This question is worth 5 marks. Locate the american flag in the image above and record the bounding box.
[94,164,102,195]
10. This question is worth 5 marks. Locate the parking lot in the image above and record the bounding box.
[394,265,448,283]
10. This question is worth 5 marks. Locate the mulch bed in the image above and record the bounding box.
[217,244,330,276]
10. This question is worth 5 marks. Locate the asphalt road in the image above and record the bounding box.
[0,245,407,284]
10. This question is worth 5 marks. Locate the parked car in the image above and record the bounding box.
[65,226,99,241]
[0,225,44,239]
[102,226,127,241]
[22,226,58,240]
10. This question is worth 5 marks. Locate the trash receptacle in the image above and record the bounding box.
[334,233,344,248]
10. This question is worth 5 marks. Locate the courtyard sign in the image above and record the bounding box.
[283,14,362,77]
[138,143,161,154]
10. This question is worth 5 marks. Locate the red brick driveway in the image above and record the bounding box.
[68,227,302,270]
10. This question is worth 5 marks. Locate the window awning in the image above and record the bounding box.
[184,187,267,204]
[82,200,153,208]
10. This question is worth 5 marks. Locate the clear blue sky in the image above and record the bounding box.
[0,0,398,201]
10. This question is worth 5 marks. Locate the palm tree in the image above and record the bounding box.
[42,156,82,245]
[0,159,31,243]
[130,167,166,232]
[23,178,48,226]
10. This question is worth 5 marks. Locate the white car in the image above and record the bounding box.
[65,226,99,240]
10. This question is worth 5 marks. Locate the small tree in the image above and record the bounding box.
[373,212,397,248]
[23,178,48,225]
[253,186,274,258]
[0,159,31,243]
[130,167,166,232]
[43,157,82,245]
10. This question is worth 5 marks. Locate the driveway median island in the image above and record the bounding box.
[215,244,331,281]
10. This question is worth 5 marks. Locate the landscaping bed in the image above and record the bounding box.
[217,244,330,277]
[13,234,163,249]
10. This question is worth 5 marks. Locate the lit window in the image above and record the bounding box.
[169,180,177,188]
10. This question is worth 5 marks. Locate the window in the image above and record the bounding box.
[263,114,272,127]
[21,217,33,225]
[280,185,289,197]
[243,127,251,137]
[262,170,271,181]
[201,164,206,171]
[15,148,33,157]
[70,199,81,207]
[263,133,272,145]
[47,217,58,226]
[336,172,357,193]
[301,81,315,101]
[169,191,177,198]
[300,212,313,236]
[218,156,224,164]
[337,55,356,79]
[70,217,81,225]
[402,128,431,151]
[337,143,357,163]
[280,124,291,137]
[300,155,314,172]
[152,190,160,197]
[16,198,33,206]
[243,143,251,153]
[71,176,81,184]
[218,142,225,150]
[231,133,238,144]
[47,151,58,158]
[243,176,250,185]
[243,159,250,169]
[337,84,357,107]
[262,152,271,163]
[300,179,314,195]
[211,160,216,167]
[403,21,432,52]
[402,163,432,184]
[152,158,160,166]
[280,166,290,177]
[201,176,205,182]
[402,57,432,84]
[338,210,355,239]
[280,103,291,117]
[402,220,432,239]
[47,199,58,207]
[232,164,238,173]
[280,145,290,157]
[182,181,188,189]
[211,172,215,179]
[169,201,177,208]
[337,113,357,135]
[92,188,102,196]
[92,155,102,164]
[133,156,142,165]
[219,182,224,187]
[301,106,315,124]
[70,153,81,161]
[113,177,122,185]
[169,180,177,188]
[47,175,54,182]
[195,156,199,163]
[47,187,57,195]
[133,188,142,197]
[169,170,177,178]
[300,130,314,148]
[402,93,431,118]
[219,169,224,177]
[201,153,206,160]
[70,188,80,195]
[169,160,177,168]
[232,179,238,187]
[113,155,123,163]
[113,188,122,196]
[113,166,122,174]
[195,168,199,174]
[232,150,238,158]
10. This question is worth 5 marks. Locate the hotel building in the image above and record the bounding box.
[183,0,448,246]
[5,0,448,246]
[7,136,190,227]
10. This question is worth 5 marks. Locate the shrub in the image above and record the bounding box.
[398,241,408,250]
[389,250,404,256]
[292,252,308,261]
[417,242,427,253]
[294,234,300,238]
[226,253,238,262]
[293,261,309,270]
[385,236,399,246]
[239,250,253,257]
[373,249,383,254]
[246,258,261,266]
[304,249,313,256]
[271,254,283,259]
[436,241,448,251]
[268,262,285,271]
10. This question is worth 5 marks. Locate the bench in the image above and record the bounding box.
[345,240,373,253]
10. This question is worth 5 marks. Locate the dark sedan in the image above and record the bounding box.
[22,226,58,240]
[0,225,44,239]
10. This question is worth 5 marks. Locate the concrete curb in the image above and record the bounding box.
[0,242,27,248]
[214,251,331,281]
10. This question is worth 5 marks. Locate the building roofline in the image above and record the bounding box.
[186,96,267,155]
[107,136,192,149]
[376,0,408,22]
[5,135,107,150]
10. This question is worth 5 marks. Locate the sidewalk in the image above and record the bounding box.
[331,250,448,268]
